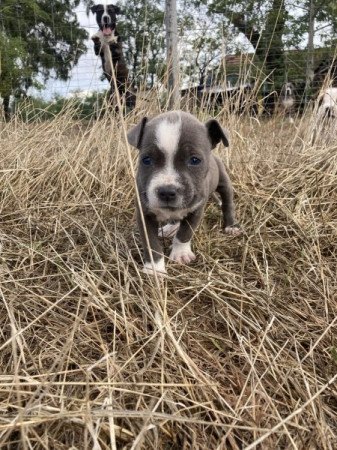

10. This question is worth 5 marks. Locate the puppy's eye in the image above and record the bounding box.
[188,156,202,166]
[142,156,153,166]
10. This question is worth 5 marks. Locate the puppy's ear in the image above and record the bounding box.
[127,117,148,149]
[205,119,229,148]
[90,5,99,13]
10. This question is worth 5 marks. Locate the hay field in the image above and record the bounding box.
[0,101,336,449]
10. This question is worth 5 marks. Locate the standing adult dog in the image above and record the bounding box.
[127,111,241,275]
[91,4,135,110]
[278,82,297,123]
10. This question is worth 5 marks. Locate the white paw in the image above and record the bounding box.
[142,257,167,277]
[224,225,242,236]
[158,222,180,238]
[169,239,196,265]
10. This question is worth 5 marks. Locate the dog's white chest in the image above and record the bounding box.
[282,98,295,109]
[92,30,118,75]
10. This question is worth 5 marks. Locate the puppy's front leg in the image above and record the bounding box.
[169,207,204,264]
[137,208,166,275]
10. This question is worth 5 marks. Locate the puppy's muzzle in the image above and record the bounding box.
[157,185,178,204]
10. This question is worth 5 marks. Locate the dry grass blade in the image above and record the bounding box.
[0,100,336,449]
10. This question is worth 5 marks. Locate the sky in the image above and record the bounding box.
[38,3,108,99]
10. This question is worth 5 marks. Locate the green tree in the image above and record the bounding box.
[178,3,227,87]
[118,0,165,87]
[0,0,87,118]
[84,0,165,88]
[208,0,288,89]
[207,0,337,74]
[289,1,337,91]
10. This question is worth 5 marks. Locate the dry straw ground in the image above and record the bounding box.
[0,98,336,449]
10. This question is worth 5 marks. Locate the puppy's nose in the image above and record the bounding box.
[157,185,177,203]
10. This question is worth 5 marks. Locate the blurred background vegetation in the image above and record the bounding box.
[1,0,337,119]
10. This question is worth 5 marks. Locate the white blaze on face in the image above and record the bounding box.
[102,4,110,26]
[147,114,183,210]
[156,114,181,154]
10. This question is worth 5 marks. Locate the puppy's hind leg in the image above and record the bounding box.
[216,168,242,236]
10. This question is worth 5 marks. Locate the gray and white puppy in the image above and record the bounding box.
[127,110,240,275]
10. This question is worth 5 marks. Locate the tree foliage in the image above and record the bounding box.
[84,0,165,88]
[14,91,106,121]
[1,0,336,114]
[203,0,337,87]
[178,3,227,86]
[0,0,88,112]
[292,1,337,43]
[118,0,165,87]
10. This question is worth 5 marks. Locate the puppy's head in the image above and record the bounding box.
[90,4,122,36]
[127,111,229,217]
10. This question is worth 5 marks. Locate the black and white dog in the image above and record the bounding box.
[278,82,297,123]
[127,111,241,275]
[91,4,135,109]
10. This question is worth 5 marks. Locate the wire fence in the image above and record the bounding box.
[1,4,337,104]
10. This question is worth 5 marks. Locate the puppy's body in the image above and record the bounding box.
[128,111,240,275]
